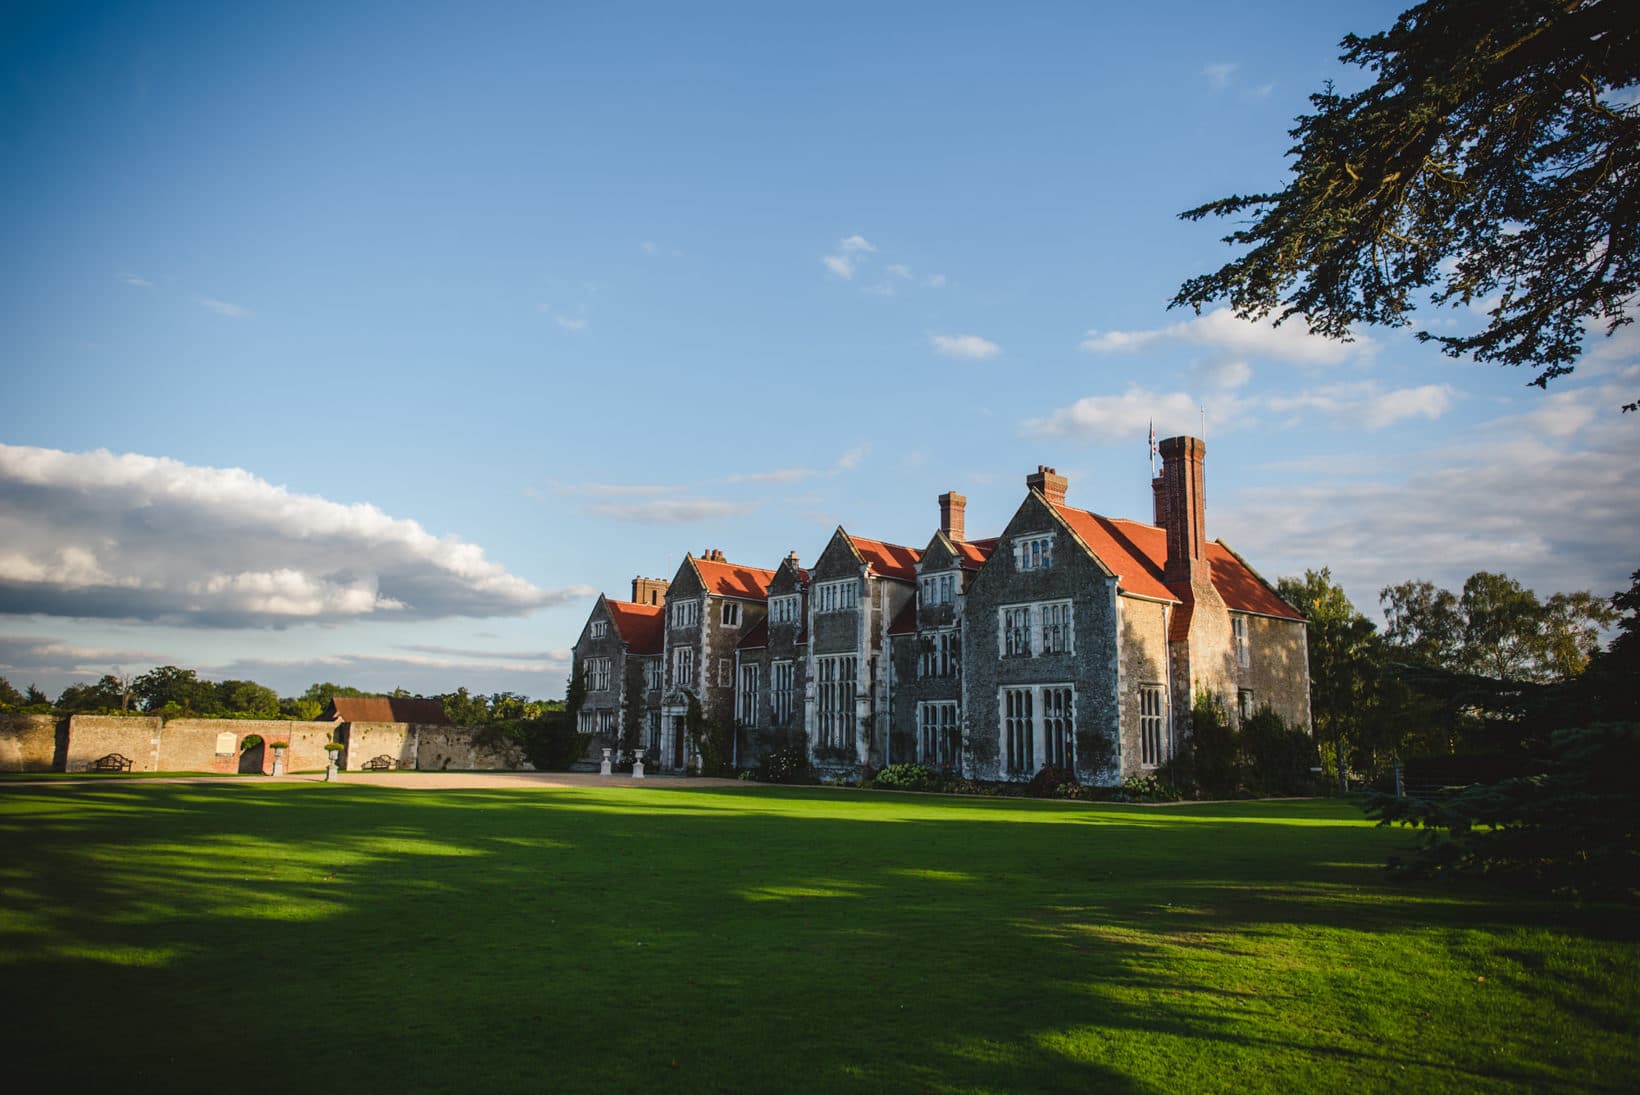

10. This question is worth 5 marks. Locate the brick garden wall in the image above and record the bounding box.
[0,714,60,772]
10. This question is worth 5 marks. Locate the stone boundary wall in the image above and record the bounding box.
[2,716,530,774]
[0,714,60,772]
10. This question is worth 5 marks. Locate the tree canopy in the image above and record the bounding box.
[1173,0,1639,397]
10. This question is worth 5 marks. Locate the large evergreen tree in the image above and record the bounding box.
[1174,1,1638,400]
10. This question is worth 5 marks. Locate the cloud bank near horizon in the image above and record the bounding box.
[0,444,590,627]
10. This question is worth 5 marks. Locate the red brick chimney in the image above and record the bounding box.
[1152,474,1170,529]
[1026,465,1067,506]
[939,491,967,542]
[631,576,670,605]
[1158,436,1209,585]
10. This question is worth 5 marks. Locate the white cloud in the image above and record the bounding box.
[1080,307,1370,366]
[0,635,163,678]
[834,444,870,471]
[0,445,580,626]
[1216,400,1640,617]
[641,240,658,255]
[555,315,588,332]
[1028,380,1453,443]
[1025,386,1234,443]
[823,235,879,280]
[925,274,947,288]
[199,297,251,319]
[1203,62,1237,90]
[886,263,914,280]
[1248,81,1275,98]
[584,497,759,524]
[822,254,857,279]
[117,273,153,289]
[930,333,1002,359]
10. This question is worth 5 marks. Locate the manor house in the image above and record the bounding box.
[572,436,1310,783]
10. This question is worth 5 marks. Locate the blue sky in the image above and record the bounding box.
[3,1,1636,700]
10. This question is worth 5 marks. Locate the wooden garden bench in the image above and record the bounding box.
[361,755,396,771]
[93,753,133,772]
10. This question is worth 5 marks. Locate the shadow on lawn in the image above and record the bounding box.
[1,782,1634,1093]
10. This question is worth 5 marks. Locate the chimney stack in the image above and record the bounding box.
[1152,473,1171,529]
[939,491,967,542]
[1157,436,1209,586]
[1026,465,1068,506]
[787,550,800,567]
[632,576,670,606]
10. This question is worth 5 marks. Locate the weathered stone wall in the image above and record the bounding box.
[47,717,523,774]
[0,714,61,772]
[1239,614,1311,732]
[1117,596,1173,778]
[963,494,1121,784]
[65,716,165,772]
[340,721,415,771]
[413,724,526,771]
[157,720,335,774]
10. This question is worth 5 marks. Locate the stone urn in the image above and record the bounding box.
[631,754,645,779]
[599,747,613,777]
[270,745,288,777]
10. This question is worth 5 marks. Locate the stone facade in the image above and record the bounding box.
[573,436,1310,786]
[804,529,919,773]
[963,492,1123,783]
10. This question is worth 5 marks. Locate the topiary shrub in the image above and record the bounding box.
[873,763,933,791]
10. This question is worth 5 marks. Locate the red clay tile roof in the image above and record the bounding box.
[738,619,769,649]
[327,696,450,724]
[953,537,998,570]
[846,534,922,581]
[1207,541,1304,620]
[887,601,918,636]
[1049,503,1303,622]
[606,599,665,655]
[693,556,778,600]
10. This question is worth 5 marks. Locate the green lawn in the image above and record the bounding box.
[1,783,1633,1093]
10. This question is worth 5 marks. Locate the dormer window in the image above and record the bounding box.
[590,620,607,639]
[1014,534,1054,571]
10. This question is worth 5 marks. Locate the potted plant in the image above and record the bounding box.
[324,741,344,780]
[269,740,289,776]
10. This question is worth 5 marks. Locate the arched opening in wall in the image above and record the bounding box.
[238,734,265,774]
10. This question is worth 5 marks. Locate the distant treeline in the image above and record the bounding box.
[0,668,563,725]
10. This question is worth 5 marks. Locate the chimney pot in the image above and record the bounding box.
[1026,466,1068,506]
[939,491,967,542]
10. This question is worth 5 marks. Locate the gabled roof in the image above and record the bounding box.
[327,696,450,724]
[605,598,664,655]
[692,555,778,601]
[1047,501,1304,622]
[953,536,998,571]
[738,619,769,650]
[887,601,918,636]
[844,533,922,582]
